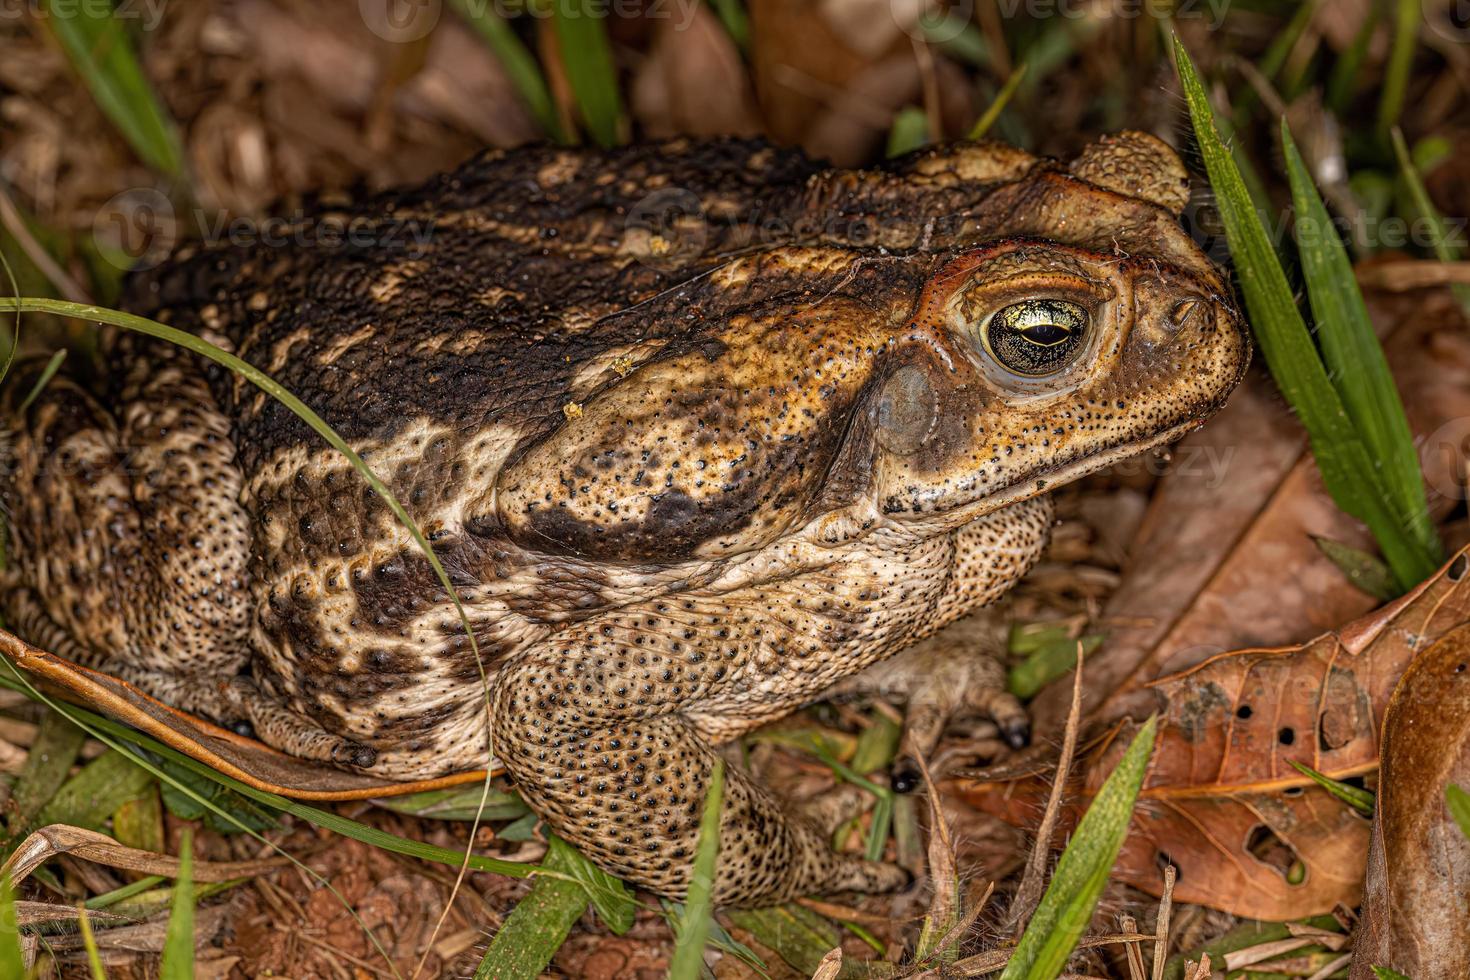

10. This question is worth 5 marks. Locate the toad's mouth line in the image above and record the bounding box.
[965,412,1214,521]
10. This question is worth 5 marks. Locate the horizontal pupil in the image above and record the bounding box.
[1019,323,1070,345]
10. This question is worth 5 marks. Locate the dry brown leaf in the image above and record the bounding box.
[630,0,760,138]
[0,627,492,799]
[1349,608,1470,977]
[1034,288,1470,738]
[42,906,229,953]
[1,825,290,886]
[963,545,1470,920]
[13,902,127,928]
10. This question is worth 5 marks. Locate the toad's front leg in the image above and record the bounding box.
[491,629,907,906]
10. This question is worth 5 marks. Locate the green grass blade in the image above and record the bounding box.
[0,662,537,879]
[475,837,590,980]
[552,836,635,935]
[969,63,1028,141]
[1289,761,1376,816]
[1008,633,1104,701]
[1173,36,1435,591]
[725,905,838,976]
[1233,0,1317,120]
[38,0,186,180]
[1390,128,1470,313]
[159,830,194,980]
[849,712,902,776]
[16,349,66,413]
[1162,916,1343,980]
[1327,5,1377,115]
[1372,968,1411,980]
[103,877,244,923]
[0,874,21,978]
[374,783,529,822]
[999,716,1157,980]
[1312,537,1398,601]
[1376,0,1419,140]
[551,0,624,147]
[86,875,166,911]
[1447,785,1470,840]
[77,904,108,980]
[669,758,725,980]
[708,0,749,51]
[887,107,929,158]
[0,662,425,976]
[1283,121,1441,574]
[447,0,566,142]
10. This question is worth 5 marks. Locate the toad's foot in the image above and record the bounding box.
[829,611,1029,794]
[492,632,910,907]
[221,678,378,769]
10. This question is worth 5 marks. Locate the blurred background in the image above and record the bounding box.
[0,0,1466,307]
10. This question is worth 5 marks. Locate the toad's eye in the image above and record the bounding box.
[984,299,1089,376]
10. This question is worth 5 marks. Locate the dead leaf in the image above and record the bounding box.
[1349,610,1470,977]
[630,0,760,138]
[963,545,1470,920]
[0,627,491,799]
[1034,288,1470,738]
[2,824,290,886]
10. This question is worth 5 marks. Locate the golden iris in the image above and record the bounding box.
[985,299,1088,376]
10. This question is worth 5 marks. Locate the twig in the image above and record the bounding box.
[942,931,1160,977]
[1005,640,1086,935]
[1224,937,1315,970]
[1355,260,1470,290]
[1120,914,1147,980]
[1153,864,1175,980]
[1303,952,1351,980]
[795,896,904,927]
[1182,952,1212,980]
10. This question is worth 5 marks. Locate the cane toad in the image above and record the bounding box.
[1,133,1248,905]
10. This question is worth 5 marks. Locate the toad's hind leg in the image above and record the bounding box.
[0,350,251,716]
[493,626,908,907]
[0,349,370,766]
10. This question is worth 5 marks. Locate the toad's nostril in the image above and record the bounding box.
[1170,297,1202,328]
